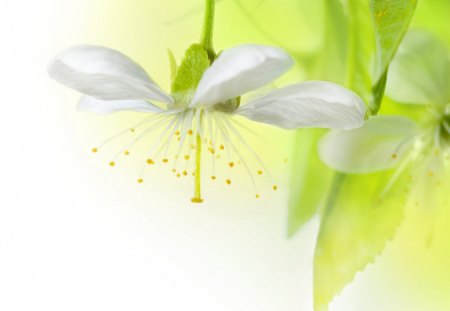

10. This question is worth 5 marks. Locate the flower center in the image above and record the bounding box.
[90,108,281,202]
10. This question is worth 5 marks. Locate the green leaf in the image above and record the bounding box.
[368,0,417,115]
[170,44,210,107]
[287,129,333,237]
[346,0,375,101]
[310,0,348,83]
[313,169,411,310]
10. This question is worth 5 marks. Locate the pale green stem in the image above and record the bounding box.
[200,0,216,61]
[191,1,216,203]
[191,112,204,203]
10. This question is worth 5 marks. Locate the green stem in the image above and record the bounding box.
[200,0,216,61]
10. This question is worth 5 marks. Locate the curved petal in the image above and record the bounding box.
[48,45,173,104]
[78,96,164,115]
[318,116,419,174]
[190,44,293,107]
[236,81,366,130]
[386,30,450,105]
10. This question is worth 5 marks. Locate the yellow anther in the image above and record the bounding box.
[175,130,180,136]
[228,162,235,168]
[137,178,144,183]
[124,150,130,156]
[211,175,216,180]
[162,158,169,163]
[188,129,193,135]
[226,179,231,185]
[146,159,154,165]
[91,148,98,153]
[191,197,204,203]
[256,194,260,199]
[184,155,190,160]
[273,185,278,191]
[172,169,176,173]
[208,147,215,154]
[182,170,188,176]
[219,144,225,150]
[257,170,263,175]
[130,128,135,133]
[391,154,397,159]
[109,161,115,167]
[176,173,181,178]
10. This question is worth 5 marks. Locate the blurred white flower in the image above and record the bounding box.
[319,31,450,207]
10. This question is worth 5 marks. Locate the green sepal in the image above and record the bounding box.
[167,48,178,85]
[170,44,210,108]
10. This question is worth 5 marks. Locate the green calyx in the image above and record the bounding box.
[169,44,211,108]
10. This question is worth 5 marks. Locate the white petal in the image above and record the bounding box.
[48,45,173,104]
[318,116,419,174]
[236,81,366,130]
[386,30,450,105]
[78,96,164,115]
[190,44,293,107]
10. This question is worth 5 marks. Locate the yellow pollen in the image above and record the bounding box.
[109,161,115,167]
[183,170,188,176]
[191,197,204,203]
[188,129,193,135]
[146,159,154,165]
[211,175,216,180]
[229,162,235,168]
[273,185,278,191]
[91,148,98,153]
[208,147,215,154]
[256,194,260,199]
[391,154,397,159]
[176,173,181,178]
[175,130,180,136]
[124,150,130,156]
[137,178,144,183]
[257,170,263,175]
[184,155,190,160]
[130,128,135,133]
[162,158,169,163]
[220,144,225,150]
[226,179,231,185]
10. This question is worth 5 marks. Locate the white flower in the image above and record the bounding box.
[319,31,450,207]
[49,43,366,202]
